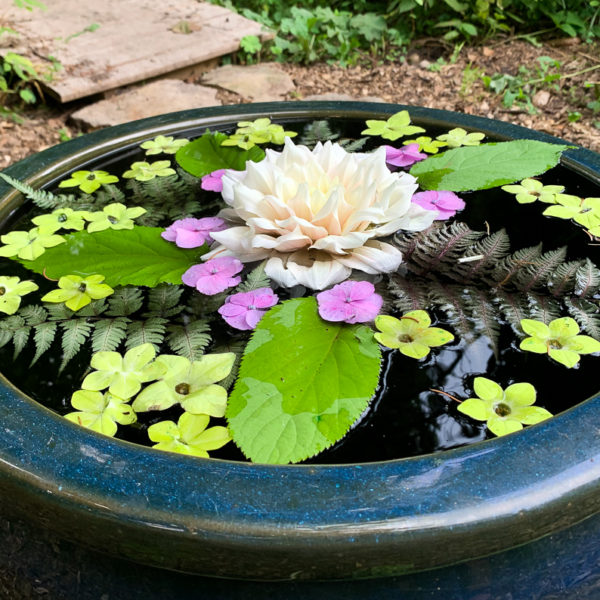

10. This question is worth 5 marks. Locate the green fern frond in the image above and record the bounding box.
[46,303,75,320]
[125,317,167,351]
[299,120,339,147]
[212,339,246,390]
[31,321,57,365]
[339,137,368,152]
[145,285,184,318]
[514,247,568,292]
[565,298,600,340]
[78,299,108,318]
[20,305,48,326]
[0,172,77,210]
[188,290,229,318]
[106,287,144,316]
[92,317,130,353]
[166,319,212,360]
[575,258,600,299]
[236,261,271,293]
[59,319,93,372]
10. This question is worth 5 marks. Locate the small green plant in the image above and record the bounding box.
[239,34,262,64]
[482,56,562,114]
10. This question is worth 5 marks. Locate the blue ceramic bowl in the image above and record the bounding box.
[0,103,599,587]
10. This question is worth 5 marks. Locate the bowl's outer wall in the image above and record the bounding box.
[0,102,599,581]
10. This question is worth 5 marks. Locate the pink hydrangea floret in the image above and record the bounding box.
[316,281,383,324]
[182,256,243,295]
[384,144,427,168]
[161,217,226,248]
[218,287,279,330]
[201,169,226,192]
[411,191,466,220]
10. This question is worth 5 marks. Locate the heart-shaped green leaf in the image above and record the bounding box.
[16,226,205,287]
[410,140,570,192]
[226,297,382,464]
[175,131,265,177]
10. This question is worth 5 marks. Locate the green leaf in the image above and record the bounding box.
[227,297,381,464]
[410,140,570,192]
[175,131,265,177]
[17,227,205,288]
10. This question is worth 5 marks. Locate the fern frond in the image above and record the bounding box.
[491,243,542,287]
[465,288,501,354]
[339,137,368,152]
[78,299,108,318]
[526,292,562,325]
[387,274,429,313]
[59,319,93,372]
[514,246,568,292]
[166,319,212,360]
[145,285,184,318]
[236,261,271,293]
[575,258,600,299]
[92,317,130,353]
[188,290,229,318]
[20,305,48,326]
[0,172,77,210]
[31,321,57,365]
[454,228,510,282]
[46,303,76,320]
[395,222,483,276]
[106,287,144,316]
[212,339,246,390]
[299,120,339,147]
[428,280,474,339]
[125,317,167,351]
[493,289,530,335]
[565,298,600,340]
[546,260,583,298]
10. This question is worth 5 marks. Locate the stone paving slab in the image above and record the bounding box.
[202,63,295,102]
[2,0,270,102]
[69,79,221,128]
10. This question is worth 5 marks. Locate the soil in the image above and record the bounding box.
[1,38,599,168]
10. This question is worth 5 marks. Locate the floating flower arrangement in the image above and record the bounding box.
[0,112,599,464]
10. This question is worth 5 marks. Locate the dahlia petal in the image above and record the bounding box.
[338,241,403,275]
[286,257,351,290]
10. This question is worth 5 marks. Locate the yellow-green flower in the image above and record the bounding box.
[402,136,447,154]
[520,317,600,368]
[147,412,231,457]
[122,160,176,181]
[81,343,166,400]
[65,390,136,437]
[374,310,454,359]
[458,377,552,437]
[41,274,114,312]
[31,207,89,232]
[0,276,38,315]
[221,118,297,150]
[132,353,235,416]
[85,202,146,233]
[0,227,65,261]
[58,170,119,194]
[501,178,564,204]
[543,195,600,230]
[140,135,189,155]
[361,110,425,141]
[436,127,484,148]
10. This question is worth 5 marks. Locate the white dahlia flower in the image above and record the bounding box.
[206,138,436,290]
